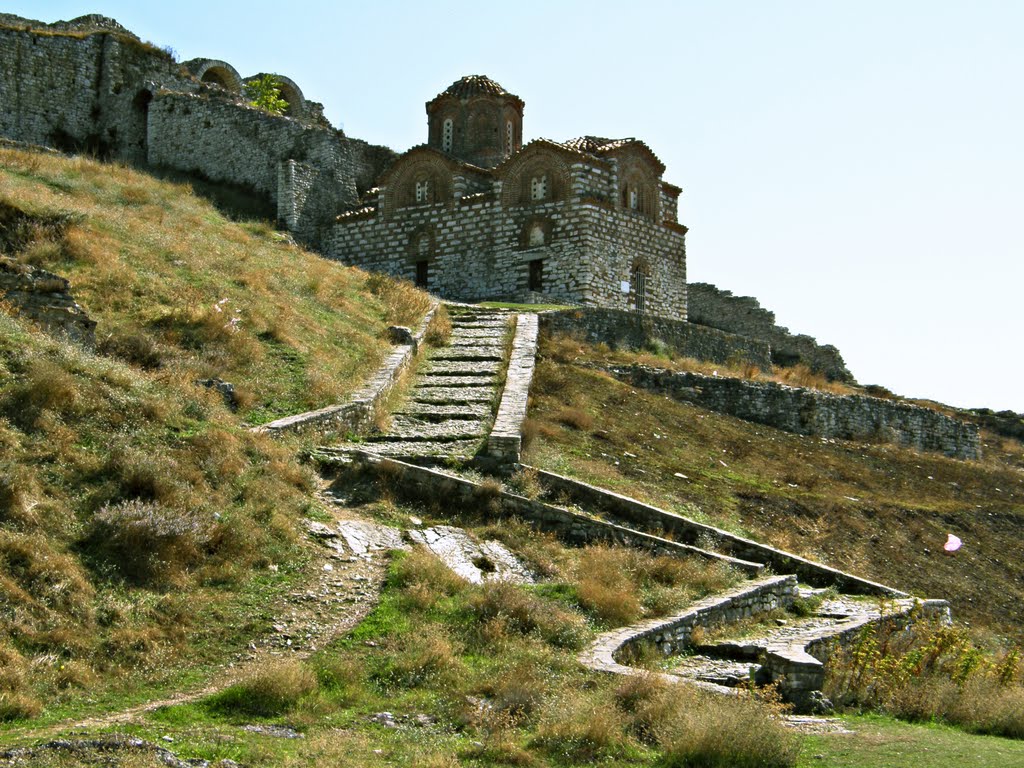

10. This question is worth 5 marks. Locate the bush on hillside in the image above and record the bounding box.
[86,499,208,586]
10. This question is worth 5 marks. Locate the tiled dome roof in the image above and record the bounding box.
[439,75,510,100]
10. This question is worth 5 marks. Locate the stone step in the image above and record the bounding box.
[415,374,497,387]
[397,402,492,420]
[448,327,509,339]
[429,346,505,361]
[352,439,482,460]
[382,416,487,441]
[411,386,495,404]
[450,320,509,329]
[424,360,503,375]
[448,334,505,345]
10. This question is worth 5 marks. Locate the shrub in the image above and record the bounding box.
[97,329,163,369]
[655,693,798,767]
[532,688,631,761]
[0,530,94,619]
[574,546,642,626]
[87,499,207,585]
[555,407,593,431]
[0,691,43,721]
[209,659,318,717]
[467,581,588,650]
[372,625,461,689]
[392,547,468,610]
[825,618,1024,738]
[424,304,451,347]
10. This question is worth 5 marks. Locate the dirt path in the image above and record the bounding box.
[34,488,388,736]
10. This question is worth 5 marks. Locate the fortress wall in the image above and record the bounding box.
[147,92,360,242]
[612,364,980,459]
[540,308,772,369]
[688,282,853,382]
[0,24,192,163]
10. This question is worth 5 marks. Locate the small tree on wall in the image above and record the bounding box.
[244,75,288,116]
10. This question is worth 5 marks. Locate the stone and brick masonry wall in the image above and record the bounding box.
[613,365,980,459]
[0,22,193,164]
[146,92,367,243]
[687,282,854,382]
[330,194,687,319]
[540,307,773,369]
[487,313,539,463]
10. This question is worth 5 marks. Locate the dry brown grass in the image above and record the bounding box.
[424,303,452,347]
[209,658,318,717]
[525,334,1024,639]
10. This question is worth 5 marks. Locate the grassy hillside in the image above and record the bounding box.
[523,335,1024,640]
[0,146,430,720]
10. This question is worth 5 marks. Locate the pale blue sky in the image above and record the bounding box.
[13,1,1024,411]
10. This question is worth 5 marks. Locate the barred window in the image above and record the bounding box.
[442,119,453,152]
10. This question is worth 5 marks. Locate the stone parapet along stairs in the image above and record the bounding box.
[320,306,513,463]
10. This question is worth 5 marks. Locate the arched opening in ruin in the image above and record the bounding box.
[200,67,241,94]
[131,90,153,160]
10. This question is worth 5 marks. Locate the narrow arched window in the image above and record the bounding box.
[629,188,639,210]
[530,174,548,201]
[506,121,514,157]
[442,119,453,152]
[415,179,430,203]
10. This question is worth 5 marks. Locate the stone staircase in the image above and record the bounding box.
[323,306,511,463]
[309,304,948,714]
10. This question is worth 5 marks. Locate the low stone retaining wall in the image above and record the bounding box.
[487,313,539,463]
[760,598,950,707]
[611,365,980,460]
[323,451,763,575]
[540,307,771,368]
[581,575,797,694]
[254,303,438,436]
[531,467,904,597]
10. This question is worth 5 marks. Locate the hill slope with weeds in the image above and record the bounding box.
[524,334,1024,641]
[0,147,431,722]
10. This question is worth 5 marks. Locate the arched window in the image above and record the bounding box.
[442,119,453,152]
[506,121,514,157]
[631,260,650,314]
[530,174,548,201]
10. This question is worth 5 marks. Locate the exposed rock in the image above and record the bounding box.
[0,256,96,345]
[196,377,238,410]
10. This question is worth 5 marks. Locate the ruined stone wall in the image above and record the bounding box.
[330,198,687,318]
[0,22,193,163]
[146,92,361,243]
[0,257,95,344]
[540,307,772,368]
[687,282,853,382]
[613,365,980,459]
[0,19,388,247]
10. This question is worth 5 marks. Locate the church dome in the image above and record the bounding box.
[426,75,524,168]
[439,75,511,101]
